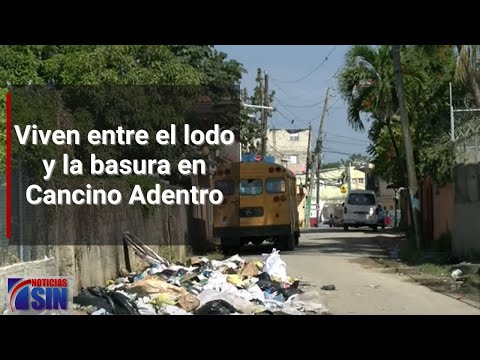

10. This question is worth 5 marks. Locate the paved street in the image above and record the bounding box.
[244,228,480,315]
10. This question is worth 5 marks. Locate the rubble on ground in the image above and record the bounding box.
[73,233,329,315]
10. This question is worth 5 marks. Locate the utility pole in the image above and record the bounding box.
[315,88,330,227]
[392,45,421,249]
[304,123,312,228]
[260,71,269,158]
[305,123,312,186]
[347,162,352,191]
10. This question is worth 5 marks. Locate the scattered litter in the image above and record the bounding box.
[92,308,108,316]
[369,285,380,289]
[321,284,336,291]
[262,249,287,282]
[452,262,480,275]
[72,234,328,315]
[451,269,463,280]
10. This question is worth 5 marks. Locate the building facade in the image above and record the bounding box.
[297,166,367,224]
[266,128,310,175]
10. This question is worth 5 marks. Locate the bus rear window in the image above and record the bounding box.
[215,180,235,195]
[239,179,262,195]
[266,178,286,193]
[347,193,376,206]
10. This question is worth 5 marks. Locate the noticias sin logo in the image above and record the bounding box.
[7,276,73,315]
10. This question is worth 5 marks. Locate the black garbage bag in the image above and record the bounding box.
[74,287,115,314]
[257,282,282,293]
[74,287,139,315]
[279,287,304,300]
[255,272,271,281]
[159,269,178,278]
[195,300,239,315]
[109,291,139,315]
[255,272,283,292]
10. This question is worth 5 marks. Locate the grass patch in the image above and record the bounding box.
[465,274,480,289]
[416,263,451,277]
[203,251,225,261]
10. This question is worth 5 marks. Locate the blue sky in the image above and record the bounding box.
[215,45,372,163]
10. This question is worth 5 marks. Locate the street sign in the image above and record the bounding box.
[340,185,348,194]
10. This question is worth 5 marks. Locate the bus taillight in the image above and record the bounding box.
[269,167,274,173]
[280,195,286,202]
[273,196,280,202]
[225,169,231,175]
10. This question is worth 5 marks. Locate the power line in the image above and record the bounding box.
[325,132,370,143]
[323,147,367,157]
[275,99,300,118]
[271,79,337,104]
[280,89,340,110]
[325,139,369,147]
[274,46,337,84]
[280,100,326,109]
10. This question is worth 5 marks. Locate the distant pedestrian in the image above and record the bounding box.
[385,212,391,227]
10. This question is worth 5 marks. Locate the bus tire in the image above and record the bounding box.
[220,238,240,255]
[220,245,240,255]
[281,233,295,251]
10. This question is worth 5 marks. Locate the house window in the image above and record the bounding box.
[289,155,298,164]
[358,178,364,184]
[289,133,299,141]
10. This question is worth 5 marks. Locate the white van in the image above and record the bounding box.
[342,190,379,231]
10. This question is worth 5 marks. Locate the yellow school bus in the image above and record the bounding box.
[213,161,300,251]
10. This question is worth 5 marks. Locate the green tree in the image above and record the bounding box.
[338,45,457,186]
[0,45,247,182]
[337,45,425,180]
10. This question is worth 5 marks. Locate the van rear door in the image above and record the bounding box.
[345,192,377,224]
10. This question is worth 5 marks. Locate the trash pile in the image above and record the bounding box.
[73,233,329,315]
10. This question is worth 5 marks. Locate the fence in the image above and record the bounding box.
[452,108,480,165]
[450,91,480,257]
[0,166,52,267]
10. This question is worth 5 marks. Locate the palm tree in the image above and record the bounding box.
[392,45,421,250]
[455,45,480,108]
[337,45,423,177]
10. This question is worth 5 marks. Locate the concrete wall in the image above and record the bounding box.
[1,181,192,299]
[56,187,190,293]
[433,183,454,241]
[453,163,480,257]
[0,257,56,313]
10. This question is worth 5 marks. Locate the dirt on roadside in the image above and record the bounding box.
[350,234,480,309]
